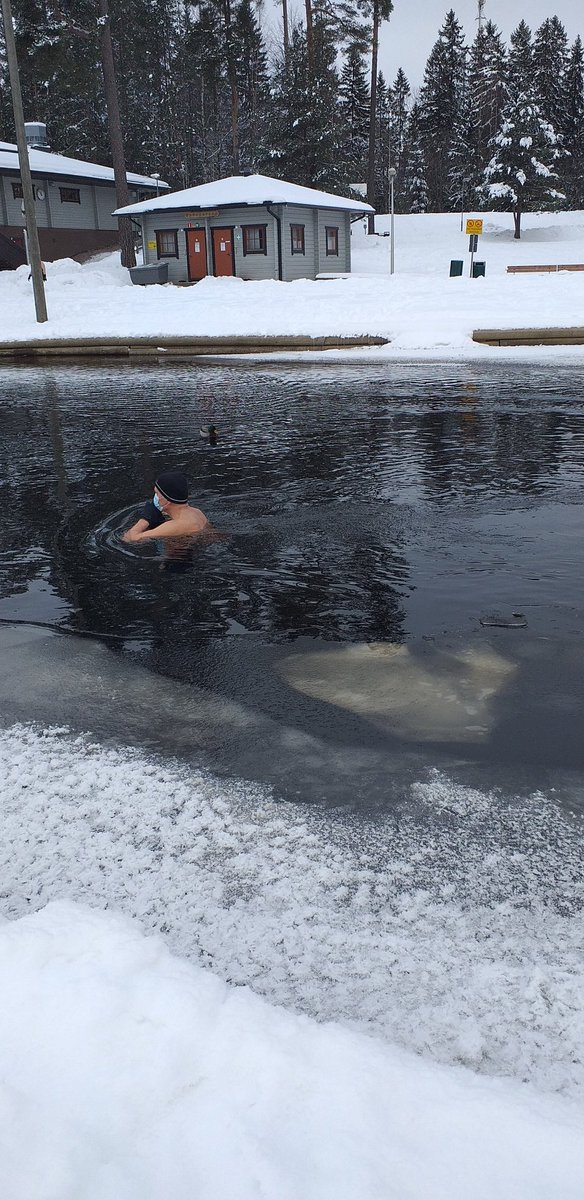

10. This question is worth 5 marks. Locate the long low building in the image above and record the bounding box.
[114,174,374,283]
[0,123,168,269]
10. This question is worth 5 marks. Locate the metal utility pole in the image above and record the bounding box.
[0,0,48,321]
[388,167,396,274]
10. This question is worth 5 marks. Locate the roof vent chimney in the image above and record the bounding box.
[24,121,50,150]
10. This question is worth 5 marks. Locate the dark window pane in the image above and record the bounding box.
[290,224,305,254]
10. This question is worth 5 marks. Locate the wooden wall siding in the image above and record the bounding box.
[142,207,280,284]
[0,174,137,234]
[316,209,351,272]
[280,205,318,281]
[95,185,121,230]
[46,181,95,229]
[141,204,356,283]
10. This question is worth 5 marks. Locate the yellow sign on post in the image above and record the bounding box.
[465,219,483,235]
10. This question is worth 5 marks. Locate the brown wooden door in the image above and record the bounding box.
[186,229,207,281]
[212,227,235,276]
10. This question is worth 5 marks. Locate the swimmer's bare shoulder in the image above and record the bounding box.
[130,504,208,542]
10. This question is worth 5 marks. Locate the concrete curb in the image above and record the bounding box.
[473,327,584,347]
[0,335,389,360]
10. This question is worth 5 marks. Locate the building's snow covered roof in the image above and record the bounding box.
[0,141,168,190]
[114,173,374,216]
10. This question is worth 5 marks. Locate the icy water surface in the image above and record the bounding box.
[1,360,584,1098]
[1,358,584,803]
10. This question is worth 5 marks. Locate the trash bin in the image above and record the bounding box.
[129,261,169,286]
[449,259,463,277]
[472,261,486,278]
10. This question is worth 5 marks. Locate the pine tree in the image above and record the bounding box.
[403,101,428,213]
[418,9,467,211]
[563,36,584,207]
[479,93,566,238]
[533,16,569,134]
[338,41,370,190]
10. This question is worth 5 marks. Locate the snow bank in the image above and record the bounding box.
[0,901,582,1200]
[2,210,584,356]
[1,724,582,1101]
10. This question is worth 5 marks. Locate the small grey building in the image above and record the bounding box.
[0,122,168,269]
[114,174,373,284]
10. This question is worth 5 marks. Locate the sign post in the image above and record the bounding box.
[465,218,483,278]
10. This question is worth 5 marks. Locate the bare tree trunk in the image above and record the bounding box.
[513,209,521,239]
[366,0,380,234]
[305,0,313,71]
[282,0,289,66]
[97,0,135,267]
[222,0,240,173]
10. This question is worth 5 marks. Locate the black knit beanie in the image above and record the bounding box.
[155,470,189,504]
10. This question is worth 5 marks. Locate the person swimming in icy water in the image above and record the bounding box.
[122,471,210,567]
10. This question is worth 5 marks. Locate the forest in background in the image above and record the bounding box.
[0,3,583,221]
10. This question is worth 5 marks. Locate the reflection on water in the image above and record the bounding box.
[0,361,584,660]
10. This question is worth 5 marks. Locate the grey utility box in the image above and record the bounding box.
[129,262,169,286]
[472,261,486,278]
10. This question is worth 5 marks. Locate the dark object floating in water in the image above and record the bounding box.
[479,611,528,628]
[200,423,218,445]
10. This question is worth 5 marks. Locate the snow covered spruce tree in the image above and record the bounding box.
[461,19,506,195]
[7,0,107,159]
[268,19,344,191]
[533,16,569,136]
[402,101,429,213]
[417,9,467,211]
[479,93,566,239]
[360,0,393,231]
[338,40,370,192]
[388,67,410,212]
[562,36,584,208]
[372,70,389,212]
[233,0,271,173]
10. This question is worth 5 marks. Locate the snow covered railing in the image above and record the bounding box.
[507,264,584,273]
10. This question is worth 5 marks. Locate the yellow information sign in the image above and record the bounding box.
[147,240,156,250]
[465,219,483,235]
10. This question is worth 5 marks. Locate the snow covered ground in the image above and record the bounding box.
[1,900,583,1200]
[2,208,584,357]
[0,723,583,1197]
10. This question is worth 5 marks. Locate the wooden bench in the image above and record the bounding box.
[507,264,584,273]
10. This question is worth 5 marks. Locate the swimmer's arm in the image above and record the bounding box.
[122,518,150,543]
[128,521,190,542]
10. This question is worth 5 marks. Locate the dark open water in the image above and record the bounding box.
[1,359,584,806]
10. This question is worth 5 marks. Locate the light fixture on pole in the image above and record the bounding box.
[152,172,160,198]
[0,0,47,322]
[388,167,397,275]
